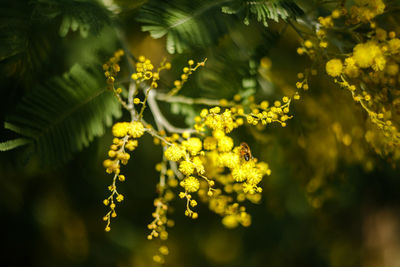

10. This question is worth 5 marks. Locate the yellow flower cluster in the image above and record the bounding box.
[112,121,145,138]
[303,2,400,156]
[103,49,124,90]
[101,50,299,263]
[156,103,278,224]
[349,0,385,23]
[131,55,171,89]
[168,59,207,96]
[102,121,145,231]
[326,59,343,77]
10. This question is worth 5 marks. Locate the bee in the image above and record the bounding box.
[240,142,253,161]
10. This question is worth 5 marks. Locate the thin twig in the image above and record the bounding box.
[156,92,221,106]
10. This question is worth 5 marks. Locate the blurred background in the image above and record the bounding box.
[1,0,400,266]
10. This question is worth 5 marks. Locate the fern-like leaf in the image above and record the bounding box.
[222,0,303,26]
[0,138,32,152]
[33,0,111,37]
[0,2,53,81]
[137,0,233,54]
[4,64,121,165]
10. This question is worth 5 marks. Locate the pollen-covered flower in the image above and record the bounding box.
[181,176,200,192]
[350,0,385,22]
[344,57,359,78]
[128,121,145,138]
[219,152,240,169]
[246,168,262,185]
[326,59,343,77]
[232,167,247,182]
[213,130,225,140]
[112,122,130,137]
[184,137,202,155]
[164,144,186,161]
[203,136,217,150]
[388,38,400,53]
[353,41,382,68]
[218,136,234,152]
[179,160,194,175]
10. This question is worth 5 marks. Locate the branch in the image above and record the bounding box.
[148,90,197,134]
[156,92,220,106]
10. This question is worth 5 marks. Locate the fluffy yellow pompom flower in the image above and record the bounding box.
[326,59,343,77]
[184,137,202,155]
[112,122,130,137]
[128,121,145,138]
[388,38,400,53]
[344,57,359,78]
[218,136,234,152]
[246,168,262,185]
[181,176,200,192]
[219,152,240,169]
[203,136,217,150]
[232,167,247,182]
[179,161,194,176]
[353,41,382,68]
[164,144,186,161]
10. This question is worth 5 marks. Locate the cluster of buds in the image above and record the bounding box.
[103,49,124,90]
[102,121,145,231]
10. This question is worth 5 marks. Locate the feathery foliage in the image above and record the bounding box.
[137,0,233,54]
[221,0,303,26]
[33,0,111,37]
[2,64,121,165]
[138,0,302,54]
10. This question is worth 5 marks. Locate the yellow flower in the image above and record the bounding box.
[372,56,386,71]
[386,63,399,76]
[181,176,200,192]
[128,121,145,138]
[222,215,239,228]
[184,137,202,155]
[213,130,225,140]
[325,59,343,77]
[350,0,385,22]
[388,38,400,53]
[353,41,382,68]
[200,109,208,117]
[218,152,240,169]
[159,246,169,255]
[164,144,186,161]
[304,40,313,48]
[242,183,256,194]
[112,122,130,137]
[344,57,359,78]
[203,136,217,150]
[179,161,194,176]
[232,167,247,182]
[218,136,234,152]
[375,28,387,41]
[246,168,262,185]
[192,156,205,174]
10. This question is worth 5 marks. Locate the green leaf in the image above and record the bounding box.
[0,138,32,152]
[4,64,122,165]
[137,0,233,54]
[222,0,303,27]
[0,2,53,80]
[33,0,111,37]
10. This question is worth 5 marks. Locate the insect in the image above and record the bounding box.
[240,142,253,161]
